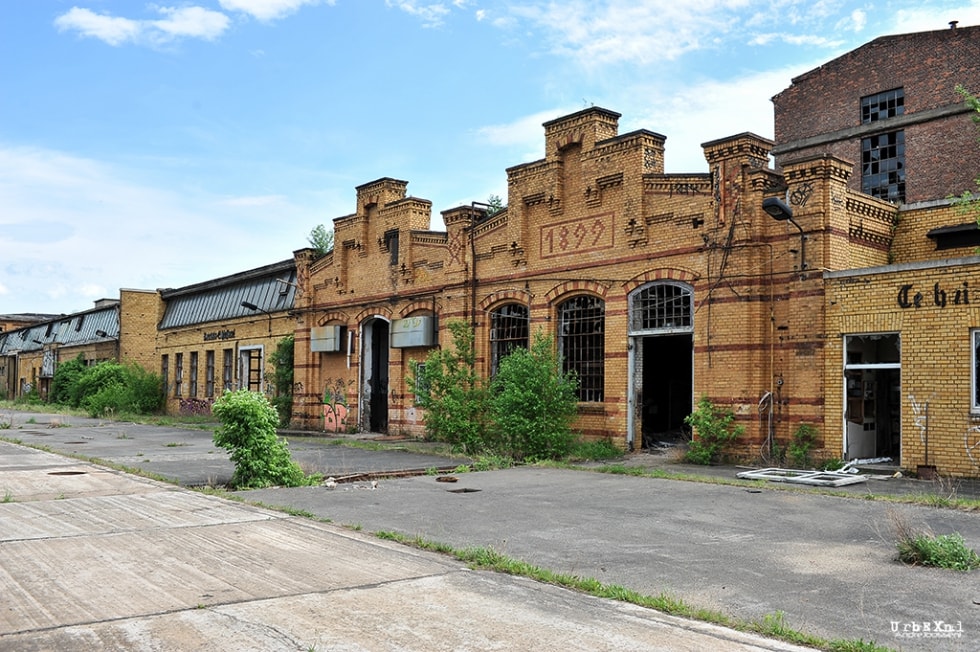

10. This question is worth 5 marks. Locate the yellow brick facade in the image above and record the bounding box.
[156,312,294,415]
[292,108,915,466]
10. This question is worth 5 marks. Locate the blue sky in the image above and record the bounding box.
[2,1,979,315]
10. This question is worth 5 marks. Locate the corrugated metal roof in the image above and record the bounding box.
[0,306,120,355]
[159,260,296,329]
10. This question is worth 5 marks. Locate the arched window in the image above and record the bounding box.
[557,295,604,402]
[629,282,692,334]
[489,303,529,376]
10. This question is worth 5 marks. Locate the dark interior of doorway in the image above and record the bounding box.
[369,320,389,433]
[641,333,693,448]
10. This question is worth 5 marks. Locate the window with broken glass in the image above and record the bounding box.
[557,295,604,402]
[862,131,905,202]
[629,282,692,333]
[174,352,183,397]
[861,88,904,123]
[489,303,529,376]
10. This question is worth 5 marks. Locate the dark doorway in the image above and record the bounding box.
[641,333,693,446]
[363,318,390,434]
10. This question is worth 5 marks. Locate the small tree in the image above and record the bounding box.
[683,395,744,465]
[308,224,334,258]
[269,335,294,426]
[211,389,307,489]
[489,332,578,461]
[409,320,489,454]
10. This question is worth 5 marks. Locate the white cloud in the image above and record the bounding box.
[54,8,142,46]
[0,146,317,314]
[218,0,330,22]
[152,6,230,40]
[386,1,453,28]
[54,5,230,46]
[892,3,980,34]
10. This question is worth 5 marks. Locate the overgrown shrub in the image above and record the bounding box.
[270,335,295,426]
[410,321,489,454]
[489,332,578,461]
[211,389,307,489]
[788,423,818,468]
[683,395,743,465]
[77,362,163,417]
[70,361,125,408]
[50,354,87,405]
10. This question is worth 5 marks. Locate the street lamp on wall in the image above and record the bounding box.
[241,301,272,336]
[762,197,807,277]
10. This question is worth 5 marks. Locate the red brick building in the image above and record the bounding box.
[772,22,980,204]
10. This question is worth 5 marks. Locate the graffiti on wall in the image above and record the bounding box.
[323,377,353,433]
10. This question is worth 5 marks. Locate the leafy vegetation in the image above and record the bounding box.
[488,332,579,461]
[211,389,309,489]
[269,335,295,426]
[47,356,163,417]
[683,395,744,464]
[409,321,489,455]
[411,322,581,462]
[307,224,334,258]
[788,423,818,468]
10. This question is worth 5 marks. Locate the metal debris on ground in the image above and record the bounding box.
[736,467,869,487]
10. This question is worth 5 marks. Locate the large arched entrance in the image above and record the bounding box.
[627,282,694,449]
[361,317,390,433]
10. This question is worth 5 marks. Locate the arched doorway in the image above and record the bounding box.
[627,282,694,449]
[361,317,390,433]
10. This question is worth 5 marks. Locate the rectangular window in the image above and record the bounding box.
[557,296,605,402]
[861,88,904,123]
[861,130,905,202]
[241,347,263,392]
[161,355,169,397]
[174,352,183,397]
[206,350,215,398]
[189,352,198,398]
[223,348,233,391]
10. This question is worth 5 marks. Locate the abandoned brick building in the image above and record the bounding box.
[288,24,980,476]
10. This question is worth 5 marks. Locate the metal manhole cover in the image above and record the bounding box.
[48,471,87,476]
[447,488,481,493]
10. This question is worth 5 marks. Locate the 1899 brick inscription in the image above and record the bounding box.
[540,212,614,258]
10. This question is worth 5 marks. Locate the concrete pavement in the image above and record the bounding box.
[1,437,814,651]
[2,409,979,650]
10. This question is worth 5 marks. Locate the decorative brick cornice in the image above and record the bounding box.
[846,195,898,225]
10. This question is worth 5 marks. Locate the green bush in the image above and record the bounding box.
[70,361,124,408]
[788,423,818,468]
[489,332,578,461]
[75,362,163,417]
[211,389,307,489]
[410,321,489,455]
[897,532,980,571]
[50,354,87,405]
[683,395,744,465]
